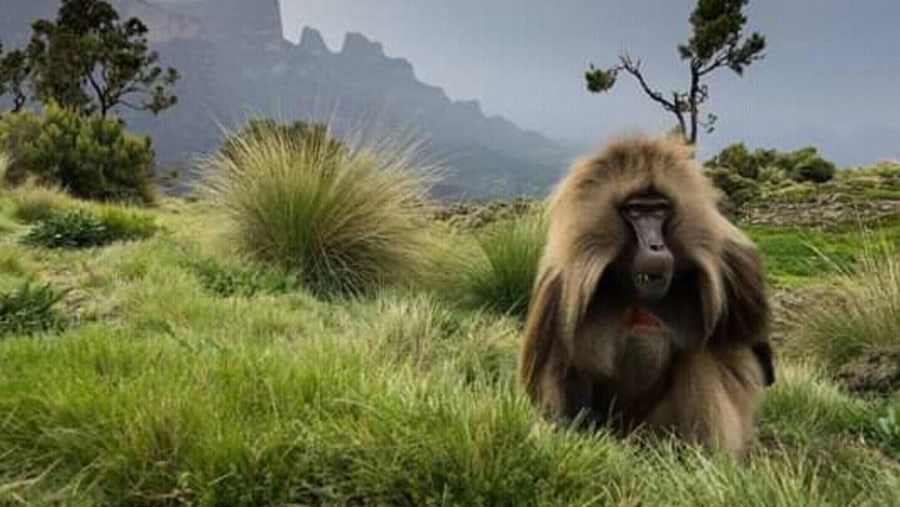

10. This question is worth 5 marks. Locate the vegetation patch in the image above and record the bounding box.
[9,182,75,223]
[23,208,156,249]
[192,258,299,297]
[790,240,900,391]
[200,120,436,296]
[435,214,545,316]
[0,103,156,204]
[0,282,67,337]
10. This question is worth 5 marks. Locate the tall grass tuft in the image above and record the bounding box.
[10,182,75,223]
[200,122,436,295]
[435,213,546,316]
[0,150,9,192]
[793,236,900,369]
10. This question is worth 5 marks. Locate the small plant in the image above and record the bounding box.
[201,120,436,296]
[0,282,67,337]
[23,208,155,249]
[193,259,299,297]
[873,405,899,458]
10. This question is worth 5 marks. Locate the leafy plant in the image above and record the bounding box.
[0,282,67,336]
[193,258,299,297]
[873,405,899,457]
[24,208,154,249]
[0,103,156,203]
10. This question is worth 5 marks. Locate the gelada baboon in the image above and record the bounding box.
[520,135,774,457]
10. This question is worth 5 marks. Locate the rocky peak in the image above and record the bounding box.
[298,26,330,56]
[341,32,385,60]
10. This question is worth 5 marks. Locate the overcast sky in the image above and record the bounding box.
[279,0,900,165]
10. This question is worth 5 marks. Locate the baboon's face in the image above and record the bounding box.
[603,191,697,338]
[618,192,674,304]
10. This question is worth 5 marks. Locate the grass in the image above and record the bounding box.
[0,281,67,336]
[791,237,900,369]
[9,182,75,223]
[199,124,437,296]
[0,158,899,504]
[434,213,546,316]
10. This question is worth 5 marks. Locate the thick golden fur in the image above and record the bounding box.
[520,135,771,456]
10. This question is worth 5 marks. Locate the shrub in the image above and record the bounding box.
[776,146,836,183]
[0,282,67,337]
[706,168,762,207]
[24,208,155,249]
[193,258,299,297]
[0,102,156,203]
[705,142,760,179]
[201,121,436,295]
[436,214,545,316]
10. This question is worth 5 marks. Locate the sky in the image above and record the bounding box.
[279,0,900,165]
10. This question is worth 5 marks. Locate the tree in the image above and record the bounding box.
[0,43,31,113]
[22,0,179,118]
[585,0,765,145]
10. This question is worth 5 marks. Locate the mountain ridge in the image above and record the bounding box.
[0,0,573,199]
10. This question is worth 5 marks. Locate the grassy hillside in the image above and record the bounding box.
[0,165,899,505]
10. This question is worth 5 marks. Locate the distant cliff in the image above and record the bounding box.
[0,0,572,199]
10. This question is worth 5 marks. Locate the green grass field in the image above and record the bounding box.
[1,160,899,505]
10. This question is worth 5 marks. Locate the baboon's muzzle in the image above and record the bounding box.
[629,213,674,304]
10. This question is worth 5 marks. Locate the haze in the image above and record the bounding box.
[279,0,900,165]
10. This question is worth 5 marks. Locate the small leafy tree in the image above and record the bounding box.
[585,0,765,144]
[17,0,179,119]
[0,43,30,113]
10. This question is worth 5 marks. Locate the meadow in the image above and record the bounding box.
[0,133,898,506]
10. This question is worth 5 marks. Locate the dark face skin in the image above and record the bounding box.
[618,192,674,305]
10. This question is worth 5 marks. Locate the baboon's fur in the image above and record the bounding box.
[520,135,772,457]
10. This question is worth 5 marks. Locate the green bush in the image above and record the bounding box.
[0,102,156,203]
[201,120,436,296]
[776,146,836,183]
[193,258,299,297]
[23,208,155,249]
[706,168,762,207]
[705,142,760,180]
[0,282,67,337]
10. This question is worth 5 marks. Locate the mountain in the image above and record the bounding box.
[0,0,573,199]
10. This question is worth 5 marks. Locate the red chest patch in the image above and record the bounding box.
[621,305,667,333]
